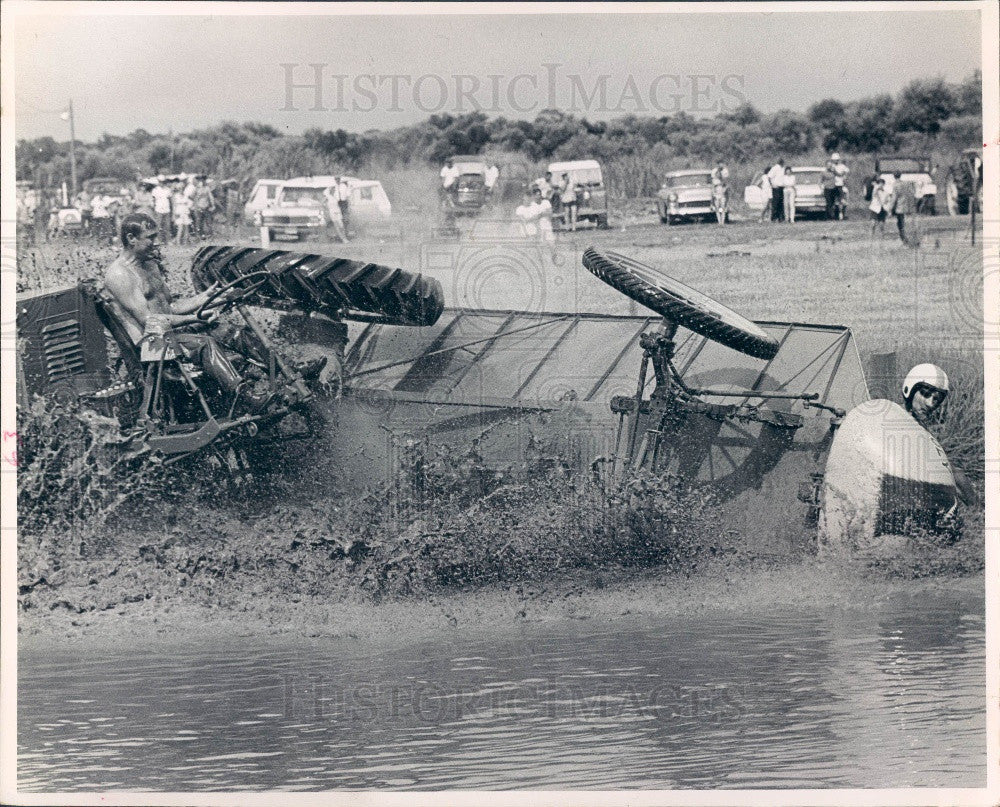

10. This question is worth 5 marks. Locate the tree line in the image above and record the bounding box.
[16,72,981,199]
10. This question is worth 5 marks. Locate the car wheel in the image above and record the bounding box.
[581,248,780,360]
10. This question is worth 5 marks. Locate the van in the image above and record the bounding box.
[244,179,285,225]
[547,159,608,229]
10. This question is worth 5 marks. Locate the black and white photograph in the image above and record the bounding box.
[1,2,997,803]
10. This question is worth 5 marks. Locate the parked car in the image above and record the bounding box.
[945,148,983,216]
[656,170,715,224]
[445,156,489,217]
[872,155,937,214]
[259,178,331,241]
[244,179,285,225]
[547,159,609,229]
[744,167,827,218]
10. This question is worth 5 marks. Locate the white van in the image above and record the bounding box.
[342,178,392,222]
[243,179,285,225]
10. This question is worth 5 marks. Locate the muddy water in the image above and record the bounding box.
[18,577,984,791]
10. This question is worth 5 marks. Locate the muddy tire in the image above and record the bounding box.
[581,248,779,360]
[192,246,445,327]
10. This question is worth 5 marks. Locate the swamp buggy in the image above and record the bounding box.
[17,244,962,553]
[16,248,445,479]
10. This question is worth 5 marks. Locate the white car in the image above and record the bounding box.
[744,167,827,218]
[656,170,715,224]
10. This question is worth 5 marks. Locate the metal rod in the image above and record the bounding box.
[583,317,653,401]
[682,386,818,401]
[235,303,310,398]
[513,316,580,399]
[348,316,571,380]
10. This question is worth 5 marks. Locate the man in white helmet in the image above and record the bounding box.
[902,363,972,504]
[902,363,949,427]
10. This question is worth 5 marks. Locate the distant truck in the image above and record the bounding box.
[547,159,609,229]
[871,155,937,215]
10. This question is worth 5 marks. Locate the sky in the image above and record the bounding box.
[9,5,983,143]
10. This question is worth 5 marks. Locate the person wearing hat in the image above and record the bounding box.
[831,153,849,219]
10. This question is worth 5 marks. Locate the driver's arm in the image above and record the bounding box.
[171,287,215,316]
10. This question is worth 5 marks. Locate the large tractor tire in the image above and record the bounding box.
[581,248,779,360]
[191,246,444,327]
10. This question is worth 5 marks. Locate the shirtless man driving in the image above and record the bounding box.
[104,213,271,411]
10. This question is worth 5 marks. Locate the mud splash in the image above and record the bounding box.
[18,428,984,640]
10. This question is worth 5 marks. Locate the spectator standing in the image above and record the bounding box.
[90,193,112,240]
[134,184,156,217]
[782,167,797,223]
[193,179,216,239]
[767,159,786,222]
[868,177,888,236]
[151,182,172,239]
[821,161,838,220]
[831,153,850,219]
[336,177,351,235]
[889,170,915,244]
[225,185,241,227]
[172,184,192,244]
[76,189,93,233]
[560,173,578,231]
[324,187,349,243]
[757,168,772,223]
[484,164,500,193]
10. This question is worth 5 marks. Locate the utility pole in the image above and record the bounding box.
[67,99,77,197]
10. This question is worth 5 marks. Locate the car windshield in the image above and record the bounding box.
[561,168,603,187]
[664,173,712,188]
[458,174,485,190]
[793,170,824,184]
[279,187,326,205]
[879,158,928,174]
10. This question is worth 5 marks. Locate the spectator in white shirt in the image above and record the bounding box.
[151,183,172,239]
[782,167,797,223]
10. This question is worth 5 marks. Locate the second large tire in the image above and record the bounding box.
[581,247,779,360]
[192,246,445,327]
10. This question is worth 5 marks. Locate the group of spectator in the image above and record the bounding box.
[532,171,581,231]
[866,170,917,243]
[143,176,217,245]
[756,154,850,224]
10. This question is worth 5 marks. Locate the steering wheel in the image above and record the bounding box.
[195,271,272,321]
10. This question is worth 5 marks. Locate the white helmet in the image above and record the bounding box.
[831,152,841,161]
[902,363,949,402]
